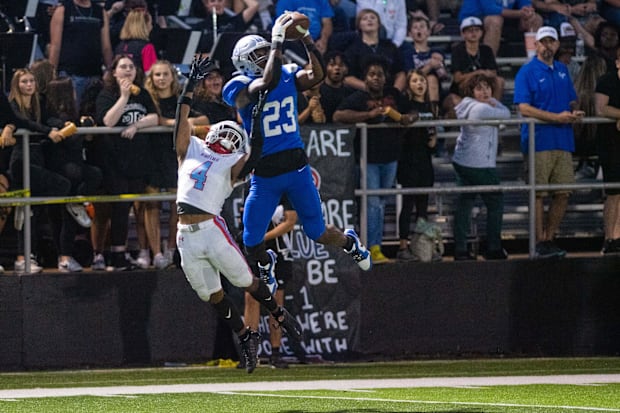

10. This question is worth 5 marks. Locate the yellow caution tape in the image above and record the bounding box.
[0,192,175,206]
[0,189,30,198]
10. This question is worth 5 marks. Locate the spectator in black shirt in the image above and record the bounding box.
[343,9,406,91]
[320,50,355,123]
[333,56,417,264]
[49,0,113,108]
[443,16,505,119]
[95,55,159,271]
[8,68,72,273]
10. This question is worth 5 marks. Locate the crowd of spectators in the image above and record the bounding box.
[1,0,620,274]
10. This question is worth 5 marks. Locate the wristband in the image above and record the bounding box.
[271,40,283,51]
[178,95,192,106]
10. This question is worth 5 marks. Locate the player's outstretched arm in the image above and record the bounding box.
[296,31,325,91]
[174,55,215,161]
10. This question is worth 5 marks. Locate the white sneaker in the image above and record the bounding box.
[58,257,83,273]
[91,253,106,271]
[136,249,150,269]
[0,264,4,274]
[66,203,92,228]
[14,255,43,274]
[153,252,170,269]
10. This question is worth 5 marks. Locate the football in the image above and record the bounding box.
[284,12,310,40]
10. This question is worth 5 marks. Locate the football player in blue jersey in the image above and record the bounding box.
[222,12,372,284]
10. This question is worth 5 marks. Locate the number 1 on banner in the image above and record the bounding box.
[299,286,314,310]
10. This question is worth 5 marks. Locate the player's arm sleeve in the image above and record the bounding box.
[223,76,253,107]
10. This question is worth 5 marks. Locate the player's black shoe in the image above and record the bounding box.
[239,328,260,373]
[273,306,303,342]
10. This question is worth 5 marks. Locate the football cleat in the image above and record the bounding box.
[258,249,278,295]
[239,328,260,373]
[344,229,372,270]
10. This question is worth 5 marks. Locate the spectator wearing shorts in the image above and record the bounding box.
[513,26,584,258]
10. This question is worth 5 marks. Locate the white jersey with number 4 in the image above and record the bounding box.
[177,135,243,216]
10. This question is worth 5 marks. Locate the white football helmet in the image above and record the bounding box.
[205,121,247,154]
[231,34,271,77]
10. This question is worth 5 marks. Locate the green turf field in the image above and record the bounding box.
[0,358,619,412]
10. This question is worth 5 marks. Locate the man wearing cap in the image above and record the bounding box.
[513,26,585,259]
[443,16,504,118]
[458,0,542,56]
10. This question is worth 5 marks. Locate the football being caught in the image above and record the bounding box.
[285,12,310,40]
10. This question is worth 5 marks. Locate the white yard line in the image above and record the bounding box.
[0,374,619,399]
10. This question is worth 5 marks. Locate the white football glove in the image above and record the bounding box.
[271,13,293,44]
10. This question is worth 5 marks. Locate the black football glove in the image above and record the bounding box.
[185,55,215,92]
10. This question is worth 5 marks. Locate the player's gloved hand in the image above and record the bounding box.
[185,54,215,91]
[271,12,293,45]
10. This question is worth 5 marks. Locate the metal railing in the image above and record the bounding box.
[356,116,620,258]
[0,126,175,273]
[2,118,620,271]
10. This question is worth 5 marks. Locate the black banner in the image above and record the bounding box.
[222,124,360,361]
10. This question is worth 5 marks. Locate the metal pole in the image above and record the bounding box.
[23,131,32,273]
[528,119,536,259]
[360,124,368,246]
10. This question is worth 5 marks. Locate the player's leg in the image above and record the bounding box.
[286,167,371,270]
[242,176,283,292]
[177,220,260,372]
[209,215,303,341]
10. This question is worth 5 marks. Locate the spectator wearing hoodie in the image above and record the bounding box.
[452,73,511,261]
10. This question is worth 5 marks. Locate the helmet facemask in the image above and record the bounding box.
[205,121,247,154]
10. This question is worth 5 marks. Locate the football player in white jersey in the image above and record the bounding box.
[174,56,302,373]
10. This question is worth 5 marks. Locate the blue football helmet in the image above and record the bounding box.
[231,34,271,77]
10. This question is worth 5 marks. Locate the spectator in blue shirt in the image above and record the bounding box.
[513,26,584,259]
